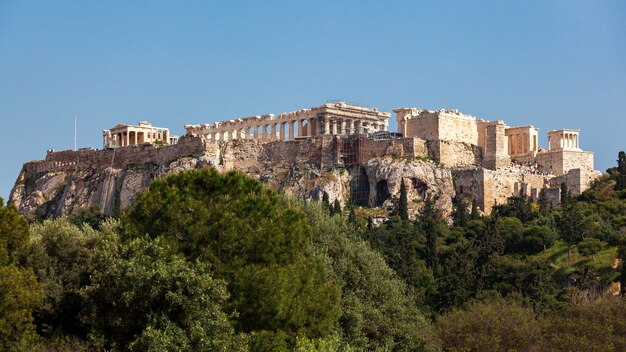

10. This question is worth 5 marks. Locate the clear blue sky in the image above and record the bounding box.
[1,1,624,200]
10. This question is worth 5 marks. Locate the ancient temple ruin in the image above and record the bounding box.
[102,121,178,148]
[183,102,390,142]
[13,101,602,219]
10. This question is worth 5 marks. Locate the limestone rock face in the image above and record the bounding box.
[9,140,457,222]
[363,158,454,220]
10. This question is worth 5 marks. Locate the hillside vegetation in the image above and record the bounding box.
[1,152,626,351]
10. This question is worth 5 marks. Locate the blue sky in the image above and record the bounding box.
[1,1,624,199]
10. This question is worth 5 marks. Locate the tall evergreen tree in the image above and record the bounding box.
[616,151,626,191]
[560,182,571,205]
[557,203,585,258]
[538,188,549,215]
[322,192,330,214]
[348,208,357,224]
[421,200,440,272]
[333,199,342,216]
[399,180,409,221]
[619,243,626,296]
[470,198,480,220]
[452,197,469,227]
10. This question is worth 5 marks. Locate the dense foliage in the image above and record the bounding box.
[1,150,626,351]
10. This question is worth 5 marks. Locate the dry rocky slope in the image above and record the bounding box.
[10,135,455,221]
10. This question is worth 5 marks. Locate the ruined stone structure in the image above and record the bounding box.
[395,107,601,212]
[10,102,602,220]
[103,121,178,148]
[183,102,389,142]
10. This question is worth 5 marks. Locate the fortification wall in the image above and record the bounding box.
[427,140,481,167]
[453,168,551,214]
[536,150,595,175]
[437,112,478,145]
[38,135,206,172]
[401,110,479,146]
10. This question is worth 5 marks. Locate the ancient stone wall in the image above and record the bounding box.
[453,168,551,214]
[535,150,595,175]
[396,109,479,145]
[427,140,481,167]
[482,122,510,170]
[40,135,206,171]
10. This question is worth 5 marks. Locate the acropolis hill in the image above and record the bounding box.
[10,102,601,221]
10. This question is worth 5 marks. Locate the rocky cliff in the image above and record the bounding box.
[10,136,456,221]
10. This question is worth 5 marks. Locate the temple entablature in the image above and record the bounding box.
[184,102,390,142]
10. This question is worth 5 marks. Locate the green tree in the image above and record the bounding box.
[0,198,30,265]
[519,225,557,254]
[577,237,604,261]
[322,192,330,213]
[23,219,101,336]
[495,217,524,254]
[437,243,477,311]
[436,296,542,352]
[557,203,585,258]
[616,151,626,191]
[542,297,626,351]
[122,169,341,344]
[452,196,469,227]
[302,202,438,351]
[67,205,108,230]
[470,198,480,220]
[348,208,357,224]
[0,265,43,351]
[560,182,571,205]
[399,180,409,221]
[618,243,626,296]
[421,200,442,272]
[538,188,550,215]
[365,216,437,312]
[0,198,43,351]
[332,199,342,216]
[81,236,247,351]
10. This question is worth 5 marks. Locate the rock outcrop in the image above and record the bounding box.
[10,136,456,221]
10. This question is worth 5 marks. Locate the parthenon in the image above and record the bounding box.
[184,102,390,142]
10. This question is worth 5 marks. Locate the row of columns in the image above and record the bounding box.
[509,133,530,155]
[561,133,579,149]
[548,133,579,150]
[205,116,386,142]
[104,129,168,148]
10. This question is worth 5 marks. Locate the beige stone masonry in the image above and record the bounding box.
[184,102,390,143]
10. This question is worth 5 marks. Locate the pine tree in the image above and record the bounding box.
[421,200,440,272]
[399,180,409,221]
[333,199,342,216]
[322,192,330,214]
[538,188,549,215]
[470,198,480,220]
[348,208,357,224]
[616,151,626,191]
[557,203,584,258]
[619,243,626,296]
[453,196,469,227]
[560,182,571,205]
